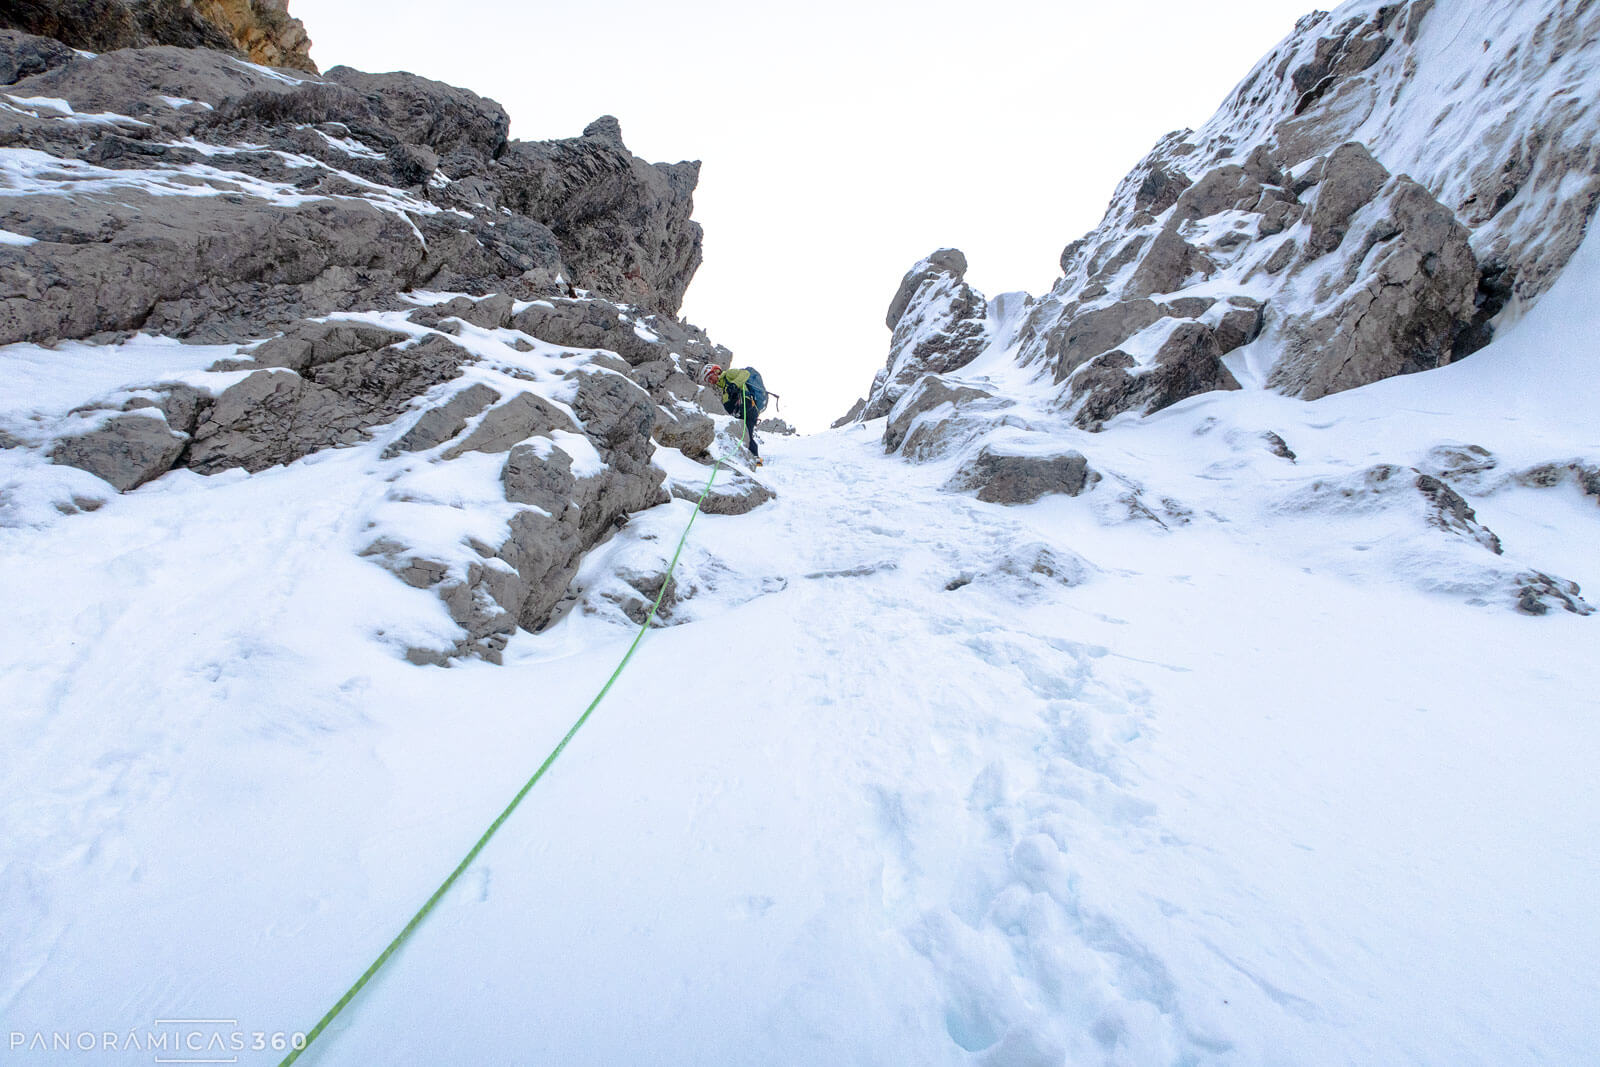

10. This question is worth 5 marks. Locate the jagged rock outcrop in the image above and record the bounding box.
[673,467,775,516]
[322,65,509,167]
[860,249,989,422]
[0,15,756,663]
[856,0,1600,440]
[755,416,797,436]
[192,332,472,473]
[831,397,866,429]
[1069,321,1241,432]
[832,0,1595,624]
[32,288,762,663]
[0,26,72,80]
[1270,145,1477,398]
[0,0,316,71]
[496,117,705,317]
[197,0,313,72]
[507,294,730,370]
[1011,130,1481,418]
[0,32,703,347]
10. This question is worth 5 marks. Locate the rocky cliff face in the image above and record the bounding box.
[861,248,990,422]
[839,0,1598,619]
[0,19,759,663]
[852,0,1600,431]
[0,34,705,344]
[0,0,316,72]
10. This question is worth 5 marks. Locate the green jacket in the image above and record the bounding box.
[716,367,752,406]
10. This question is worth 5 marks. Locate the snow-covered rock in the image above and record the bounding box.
[860,247,990,422]
[0,23,766,664]
[0,34,703,345]
[943,442,1099,505]
[856,0,1600,440]
[847,0,1600,619]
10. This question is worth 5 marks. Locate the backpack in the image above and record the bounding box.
[744,368,769,414]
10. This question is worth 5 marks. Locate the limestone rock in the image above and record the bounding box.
[831,397,866,429]
[887,247,967,331]
[185,370,342,474]
[569,369,670,520]
[1515,572,1594,616]
[0,0,318,69]
[1045,299,1165,383]
[396,380,681,648]
[1071,322,1242,431]
[652,408,715,458]
[1414,473,1502,554]
[130,382,207,435]
[440,392,575,459]
[510,297,730,371]
[199,0,313,71]
[1271,168,1477,399]
[496,117,703,316]
[1213,300,1264,354]
[494,424,663,631]
[1168,164,1263,225]
[883,376,1000,455]
[0,28,75,84]
[0,43,704,346]
[863,250,989,422]
[672,467,774,516]
[383,383,499,456]
[307,333,469,417]
[1131,162,1191,218]
[755,417,797,436]
[251,321,412,373]
[187,333,471,473]
[1263,431,1297,462]
[324,67,508,168]
[582,115,624,147]
[1514,460,1600,503]
[0,184,430,346]
[1302,143,1391,258]
[502,440,578,512]
[945,444,1099,505]
[50,411,186,491]
[1293,464,1504,553]
[1126,226,1210,298]
[407,293,516,331]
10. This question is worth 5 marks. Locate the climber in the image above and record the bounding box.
[698,363,769,464]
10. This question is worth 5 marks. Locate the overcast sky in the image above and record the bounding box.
[295,0,1320,430]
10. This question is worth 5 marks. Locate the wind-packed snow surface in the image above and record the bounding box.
[3,228,1599,1064]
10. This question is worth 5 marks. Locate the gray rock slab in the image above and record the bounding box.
[50,411,186,491]
[441,390,576,459]
[946,444,1099,505]
[383,382,499,456]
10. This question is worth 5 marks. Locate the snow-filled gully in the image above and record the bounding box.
[4,411,1596,1065]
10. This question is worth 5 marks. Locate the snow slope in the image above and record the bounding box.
[3,227,1598,1064]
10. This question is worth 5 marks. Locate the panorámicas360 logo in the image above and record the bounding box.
[8,1019,306,1061]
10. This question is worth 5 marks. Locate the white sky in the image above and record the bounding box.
[295,0,1319,430]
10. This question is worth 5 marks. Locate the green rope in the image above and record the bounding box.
[280,437,743,1065]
